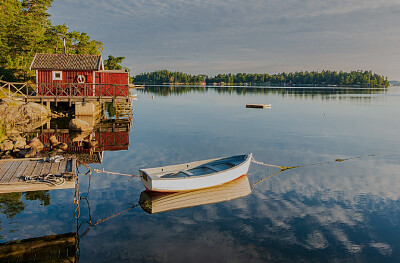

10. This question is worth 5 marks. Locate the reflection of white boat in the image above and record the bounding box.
[139,175,251,214]
[139,153,252,192]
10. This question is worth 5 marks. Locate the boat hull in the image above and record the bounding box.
[140,153,252,192]
[139,175,252,214]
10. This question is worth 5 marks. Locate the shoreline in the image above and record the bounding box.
[135,84,389,89]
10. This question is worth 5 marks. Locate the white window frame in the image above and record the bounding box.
[52,71,63,80]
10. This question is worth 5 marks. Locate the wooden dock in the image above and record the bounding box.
[0,158,77,193]
[0,80,132,105]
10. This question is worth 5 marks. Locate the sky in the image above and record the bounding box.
[49,0,400,79]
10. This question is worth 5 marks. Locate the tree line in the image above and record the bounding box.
[134,70,389,87]
[0,0,124,82]
[142,85,387,98]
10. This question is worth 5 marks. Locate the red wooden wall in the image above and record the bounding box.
[36,70,129,96]
[37,70,94,84]
[95,71,129,96]
[37,70,95,95]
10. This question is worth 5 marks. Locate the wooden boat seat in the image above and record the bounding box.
[180,170,193,176]
[202,165,219,172]
[160,170,193,178]
[204,162,236,172]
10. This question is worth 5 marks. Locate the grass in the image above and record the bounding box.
[0,121,7,142]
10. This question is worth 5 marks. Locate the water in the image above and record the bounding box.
[1,86,400,262]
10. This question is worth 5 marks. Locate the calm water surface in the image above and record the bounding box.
[1,86,400,262]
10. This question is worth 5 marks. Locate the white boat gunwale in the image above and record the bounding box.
[140,153,252,182]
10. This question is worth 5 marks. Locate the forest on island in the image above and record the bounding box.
[0,0,124,82]
[134,70,389,87]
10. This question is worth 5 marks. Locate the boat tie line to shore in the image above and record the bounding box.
[250,153,398,189]
[91,203,140,228]
[250,153,396,171]
[93,168,139,178]
[76,153,398,193]
[73,167,140,240]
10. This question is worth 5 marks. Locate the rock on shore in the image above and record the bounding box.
[0,98,50,131]
[69,119,93,132]
[0,98,49,121]
[0,135,43,159]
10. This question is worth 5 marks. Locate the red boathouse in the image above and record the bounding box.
[29,53,130,97]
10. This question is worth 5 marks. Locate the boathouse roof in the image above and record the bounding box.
[30,53,103,71]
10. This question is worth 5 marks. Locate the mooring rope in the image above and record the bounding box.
[251,153,385,172]
[93,168,139,178]
[75,162,93,220]
[250,153,396,189]
[251,157,296,170]
[23,174,66,186]
[74,163,140,240]
[251,170,286,189]
[74,177,80,219]
[76,203,140,240]
[91,203,140,227]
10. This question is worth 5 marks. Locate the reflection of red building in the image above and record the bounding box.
[37,129,130,164]
[39,131,129,152]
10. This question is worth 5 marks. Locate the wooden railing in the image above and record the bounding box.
[0,80,35,98]
[0,80,130,101]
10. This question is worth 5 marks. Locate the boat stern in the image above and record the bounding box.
[139,170,153,190]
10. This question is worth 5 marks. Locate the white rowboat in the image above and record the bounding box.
[139,153,252,192]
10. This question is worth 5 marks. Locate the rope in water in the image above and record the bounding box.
[91,203,140,227]
[251,153,384,171]
[75,163,93,220]
[251,170,285,189]
[77,202,140,239]
[93,168,138,178]
[74,164,140,235]
[250,153,392,189]
[74,177,80,219]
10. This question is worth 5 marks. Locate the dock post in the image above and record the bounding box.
[45,101,51,116]
[75,101,100,117]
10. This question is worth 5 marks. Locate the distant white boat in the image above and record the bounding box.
[139,175,251,214]
[139,153,252,192]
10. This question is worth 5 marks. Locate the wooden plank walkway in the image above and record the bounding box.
[0,80,133,104]
[24,95,131,103]
[0,158,77,193]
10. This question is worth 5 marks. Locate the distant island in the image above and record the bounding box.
[134,70,389,88]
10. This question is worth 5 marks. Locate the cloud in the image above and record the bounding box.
[305,231,329,250]
[49,0,400,78]
[370,242,393,256]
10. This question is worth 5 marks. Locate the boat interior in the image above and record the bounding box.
[160,155,247,179]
